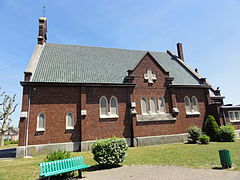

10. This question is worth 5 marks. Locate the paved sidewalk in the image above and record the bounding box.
[83,165,240,180]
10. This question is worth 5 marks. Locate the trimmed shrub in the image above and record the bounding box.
[4,141,11,146]
[187,126,202,143]
[199,134,210,144]
[218,124,236,142]
[44,149,71,162]
[4,140,18,146]
[205,115,219,141]
[92,137,128,167]
[44,149,73,178]
[10,140,18,144]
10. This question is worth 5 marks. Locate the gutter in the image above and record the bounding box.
[20,82,136,87]
[168,84,211,89]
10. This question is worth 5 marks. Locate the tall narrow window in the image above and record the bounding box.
[192,96,199,112]
[158,97,166,113]
[100,96,108,117]
[184,96,191,113]
[149,97,157,114]
[66,112,74,129]
[37,113,45,131]
[141,97,148,115]
[110,96,118,116]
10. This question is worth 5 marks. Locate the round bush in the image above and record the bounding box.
[205,115,219,141]
[199,134,210,144]
[187,126,202,143]
[218,124,235,142]
[92,137,128,167]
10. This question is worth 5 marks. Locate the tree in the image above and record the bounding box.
[0,89,18,147]
[205,115,219,141]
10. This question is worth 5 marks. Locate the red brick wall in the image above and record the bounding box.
[129,54,208,137]
[19,85,132,146]
[82,87,131,141]
[19,86,81,146]
[18,86,29,146]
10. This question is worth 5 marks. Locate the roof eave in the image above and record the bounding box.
[20,81,136,87]
[168,84,211,89]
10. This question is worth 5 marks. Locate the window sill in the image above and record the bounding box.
[186,112,200,115]
[66,127,74,130]
[230,120,240,123]
[36,128,45,132]
[100,115,119,119]
[137,113,176,122]
[142,112,166,115]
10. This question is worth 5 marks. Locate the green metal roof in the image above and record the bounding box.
[31,43,201,85]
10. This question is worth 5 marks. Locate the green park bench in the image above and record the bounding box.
[38,156,91,179]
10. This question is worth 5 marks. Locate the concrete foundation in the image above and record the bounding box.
[134,133,188,147]
[235,130,240,139]
[16,138,132,158]
[16,141,81,158]
[16,134,187,158]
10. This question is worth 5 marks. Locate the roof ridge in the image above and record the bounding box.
[46,42,166,54]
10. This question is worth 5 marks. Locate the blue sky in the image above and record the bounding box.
[1,0,240,126]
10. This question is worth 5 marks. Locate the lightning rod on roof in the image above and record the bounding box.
[42,5,46,17]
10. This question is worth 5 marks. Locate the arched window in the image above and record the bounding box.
[192,96,199,112]
[66,112,74,129]
[100,96,108,117]
[149,97,157,114]
[37,113,45,131]
[158,97,166,113]
[141,97,148,115]
[110,96,118,116]
[184,96,191,113]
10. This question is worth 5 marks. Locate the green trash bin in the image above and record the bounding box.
[218,149,232,168]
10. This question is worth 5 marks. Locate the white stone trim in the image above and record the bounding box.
[20,111,28,118]
[100,115,119,119]
[25,44,44,81]
[186,112,201,116]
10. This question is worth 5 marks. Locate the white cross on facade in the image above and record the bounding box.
[144,69,157,84]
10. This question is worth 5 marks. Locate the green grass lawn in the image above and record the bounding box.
[0,141,240,180]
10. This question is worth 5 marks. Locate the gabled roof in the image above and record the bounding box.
[30,43,201,85]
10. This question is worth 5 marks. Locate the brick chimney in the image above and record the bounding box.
[37,17,47,45]
[177,43,184,61]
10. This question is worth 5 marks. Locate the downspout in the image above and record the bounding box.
[25,86,32,157]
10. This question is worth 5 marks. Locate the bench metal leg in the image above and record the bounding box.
[78,170,82,178]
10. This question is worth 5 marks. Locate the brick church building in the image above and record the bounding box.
[17,17,240,157]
